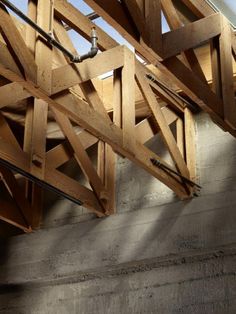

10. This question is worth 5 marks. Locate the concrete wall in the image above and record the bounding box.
[1,112,236,313]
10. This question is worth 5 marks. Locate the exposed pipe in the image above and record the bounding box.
[74,27,98,62]
[48,0,54,37]
[0,0,98,63]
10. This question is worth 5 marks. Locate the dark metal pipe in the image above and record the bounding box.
[72,27,98,62]
[0,0,98,63]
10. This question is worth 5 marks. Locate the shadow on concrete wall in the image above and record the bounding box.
[1,114,236,312]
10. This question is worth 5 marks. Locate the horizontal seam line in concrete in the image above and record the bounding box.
[1,242,236,288]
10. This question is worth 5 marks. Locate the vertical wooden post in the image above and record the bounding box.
[96,68,124,215]
[97,140,106,185]
[184,108,196,182]
[23,0,40,229]
[29,0,53,227]
[210,37,222,97]
[104,144,116,214]
[176,118,184,158]
[122,48,136,154]
[210,36,223,117]
[113,68,122,129]
[30,0,52,179]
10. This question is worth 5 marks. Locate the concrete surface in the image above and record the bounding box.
[1,112,236,313]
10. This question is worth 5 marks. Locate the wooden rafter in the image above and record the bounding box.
[161,0,207,83]
[162,13,222,59]
[0,3,37,82]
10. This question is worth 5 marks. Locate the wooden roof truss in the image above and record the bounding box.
[0,0,234,232]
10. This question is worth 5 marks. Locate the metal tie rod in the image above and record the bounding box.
[150,158,201,189]
[0,157,83,206]
[0,0,98,62]
[146,73,197,112]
